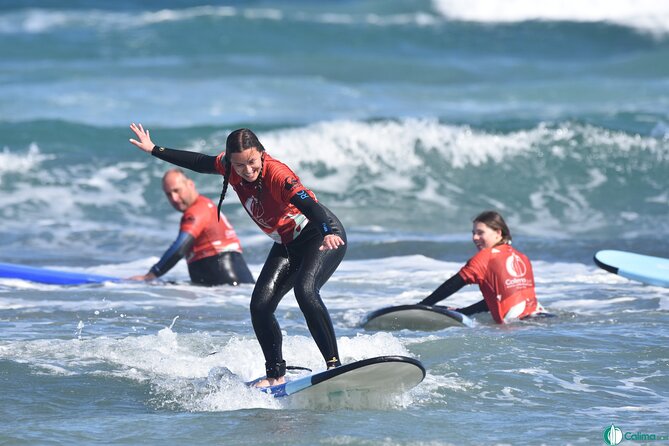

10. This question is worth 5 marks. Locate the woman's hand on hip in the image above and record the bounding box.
[320,234,345,251]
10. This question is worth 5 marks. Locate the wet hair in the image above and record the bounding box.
[216,129,266,219]
[473,210,512,245]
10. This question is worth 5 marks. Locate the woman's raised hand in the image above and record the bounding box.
[129,123,155,153]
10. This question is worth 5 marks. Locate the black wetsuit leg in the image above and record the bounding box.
[289,227,346,368]
[250,242,297,376]
[188,252,255,286]
[250,208,347,376]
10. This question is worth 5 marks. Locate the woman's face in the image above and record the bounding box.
[229,148,263,183]
[472,221,502,251]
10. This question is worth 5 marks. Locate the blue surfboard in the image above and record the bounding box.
[594,250,669,288]
[0,262,120,285]
[251,356,425,398]
[362,304,474,331]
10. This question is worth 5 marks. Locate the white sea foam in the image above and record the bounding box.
[0,144,52,183]
[0,7,233,33]
[259,120,667,180]
[0,6,444,35]
[259,118,541,188]
[0,6,359,34]
[432,0,669,36]
[0,326,417,411]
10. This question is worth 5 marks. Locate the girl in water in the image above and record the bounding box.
[420,210,545,323]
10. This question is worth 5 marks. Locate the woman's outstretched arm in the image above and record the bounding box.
[129,123,218,174]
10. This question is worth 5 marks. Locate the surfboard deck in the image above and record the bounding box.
[361,304,474,331]
[0,262,120,285]
[251,355,426,398]
[594,250,669,288]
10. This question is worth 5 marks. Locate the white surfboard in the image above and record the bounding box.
[594,250,669,288]
[361,304,474,331]
[252,356,425,399]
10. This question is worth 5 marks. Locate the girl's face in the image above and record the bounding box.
[472,221,503,251]
[229,148,263,183]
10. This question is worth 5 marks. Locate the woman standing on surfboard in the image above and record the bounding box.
[129,123,346,387]
[419,211,545,323]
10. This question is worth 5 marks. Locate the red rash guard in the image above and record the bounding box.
[215,152,315,245]
[458,244,538,323]
[180,195,242,263]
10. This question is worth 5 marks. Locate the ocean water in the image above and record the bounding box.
[1,0,668,445]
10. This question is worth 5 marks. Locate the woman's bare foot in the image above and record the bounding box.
[252,376,286,388]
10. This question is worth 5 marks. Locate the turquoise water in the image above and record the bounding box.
[1,1,668,445]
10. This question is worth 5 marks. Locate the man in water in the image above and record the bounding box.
[130,168,254,286]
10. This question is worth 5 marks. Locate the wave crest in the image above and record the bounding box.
[432,0,669,36]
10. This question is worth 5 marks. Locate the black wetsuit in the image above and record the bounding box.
[189,251,254,286]
[419,273,489,315]
[151,145,345,377]
[251,206,346,377]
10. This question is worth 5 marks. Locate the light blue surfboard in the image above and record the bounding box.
[594,250,669,288]
[0,262,120,285]
[251,356,426,399]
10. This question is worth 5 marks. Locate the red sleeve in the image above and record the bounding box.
[214,152,227,176]
[179,205,206,238]
[458,249,490,285]
[265,162,313,204]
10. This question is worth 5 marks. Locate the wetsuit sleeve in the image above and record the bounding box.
[419,273,467,306]
[456,299,489,315]
[151,145,219,174]
[289,193,334,238]
[149,231,195,277]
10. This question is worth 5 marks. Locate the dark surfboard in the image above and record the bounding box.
[362,304,474,331]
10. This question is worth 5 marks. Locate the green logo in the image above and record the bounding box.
[604,424,623,445]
